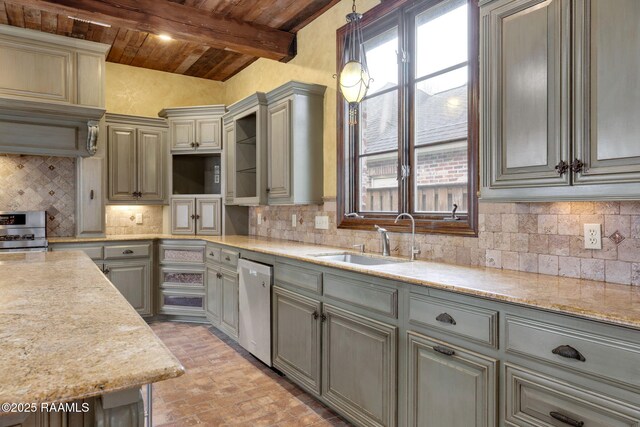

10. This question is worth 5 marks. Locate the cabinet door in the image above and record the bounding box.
[137,128,165,201]
[196,118,221,150]
[224,123,236,204]
[205,265,222,325]
[267,99,292,201]
[407,332,497,427]
[195,197,221,235]
[220,268,239,340]
[273,286,322,395]
[77,156,105,235]
[108,126,137,201]
[573,0,640,185]
[322,304,397,427]
[482,0,570,189]
[171,197,195,235]
[170,119,195,151]
[105,260,151,317]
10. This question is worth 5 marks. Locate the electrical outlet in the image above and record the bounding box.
[584,223,602,249]
[257,213,262,225]
[135,213,143,224]
[292,214,297,228]
[315,215,329,230]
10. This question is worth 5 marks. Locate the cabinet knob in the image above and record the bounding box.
[433,345,455,357]
[195,142,200,148]
[216,272,222,278]
[549,411,584,427]
[312,311,319,320]
[191,214,196,220]
[209,251,214,256]
[552,345,586,362]
[266,188,270,193]
[195,214,200,219]
[224,256,231,261]
[554,160,569,176]
[436,312,456,325]
[190,142,195,148]
[320,313,327,322]
[103,268,110,274]
[570,158,584,173]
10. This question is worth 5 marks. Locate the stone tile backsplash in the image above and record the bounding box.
[249,200,640,286]
[0,154,76,236]
[105,205,163,235]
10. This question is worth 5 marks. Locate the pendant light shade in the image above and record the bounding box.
[337,1,372,125]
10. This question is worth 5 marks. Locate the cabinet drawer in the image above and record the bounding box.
[159,244,205,264]
[505,315,640,388]
[104,244,150,260]
[324,273,397,318]
[220,249,239,268]
[161,267,205,288]
[275,261,322,294]
[206,245,221,263]
[52,245,103,260]
[409,293,498,348]
[160,290,205,313]
[505,364,640,427]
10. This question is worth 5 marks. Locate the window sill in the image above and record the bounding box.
[337,216,478,237]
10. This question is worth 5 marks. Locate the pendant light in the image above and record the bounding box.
[337,0,372,125]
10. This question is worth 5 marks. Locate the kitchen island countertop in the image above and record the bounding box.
[0,251,184,405]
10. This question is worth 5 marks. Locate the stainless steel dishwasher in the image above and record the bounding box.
[237,258,273,366]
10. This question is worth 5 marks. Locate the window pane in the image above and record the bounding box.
[415,67,467,146]
[363,27,398,96]
[416,0,467,78]
[360,153,398,212]
[414,142,468,213]
[360,89,398,154]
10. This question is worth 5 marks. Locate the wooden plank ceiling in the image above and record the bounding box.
[0,0,339,81]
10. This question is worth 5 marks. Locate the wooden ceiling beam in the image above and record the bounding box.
[10,0,297,61]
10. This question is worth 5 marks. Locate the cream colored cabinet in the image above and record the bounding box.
[222,93,268,205]
[171,196,221,235]
[159,105,225,153]
[219,266,239,340]
[205,264,222,325]
[106,114,168,204]
[266,82,325,205]
[481,0,640,200]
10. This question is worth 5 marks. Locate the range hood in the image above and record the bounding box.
[0,24,109,158]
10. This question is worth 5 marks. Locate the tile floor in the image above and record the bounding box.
[147,321,350,426]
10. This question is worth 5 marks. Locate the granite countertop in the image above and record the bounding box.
[50,234,640,330]
[0,251,184,405]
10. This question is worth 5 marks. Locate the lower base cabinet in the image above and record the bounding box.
[205,264,222,325]
[272,286,322,395]
[406,331,497,427]
[105,260,151,317]
[219,267,239,339]
[505,364,640,427]
[322,304,397,427]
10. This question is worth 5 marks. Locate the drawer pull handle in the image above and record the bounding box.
[552,345,586,362]
[90,189,94,200]
[225,256,231,261]
[209,252,215,256]
[122,249,134,254]
[550,411,584,427]
[103,268,110,274]
[433,345,455,356]
[436,312,456,325]
[312,311,319,320]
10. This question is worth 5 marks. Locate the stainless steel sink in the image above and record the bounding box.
[313,252,408,266]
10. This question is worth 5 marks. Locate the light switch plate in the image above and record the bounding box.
[292,214,297,228]
[584,223,602,249]
[257,213,262,225]
[315,215,329,230]
[135,213,143,224]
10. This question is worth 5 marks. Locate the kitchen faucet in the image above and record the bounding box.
[374,225,390,256]
[394,213,421,261]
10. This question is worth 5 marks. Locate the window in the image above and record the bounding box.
[337,0,478,235]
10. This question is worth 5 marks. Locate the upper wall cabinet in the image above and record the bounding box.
[159,105,225,153]
[106,114,168,204]
[223,93,268,206]
[266,82,325,205]
[480,0,640,201]
[0,25,108,157]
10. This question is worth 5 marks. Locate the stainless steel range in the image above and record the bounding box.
[0,211,48,252]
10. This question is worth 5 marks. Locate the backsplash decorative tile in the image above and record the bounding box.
[106,205,163,235]
[0,154,75,236]
[249,200,640,286]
